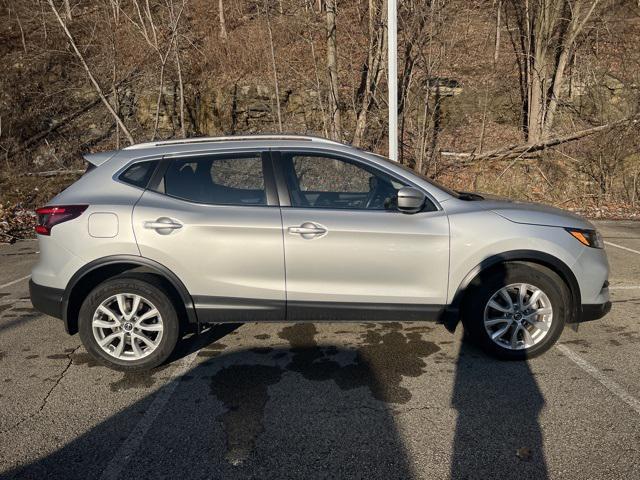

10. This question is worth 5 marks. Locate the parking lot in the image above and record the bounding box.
[0,220,639,479]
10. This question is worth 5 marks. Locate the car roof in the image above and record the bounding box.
[123,135,344,151]
[86,134,456,204]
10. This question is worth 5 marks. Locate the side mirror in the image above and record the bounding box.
[396,187,426,214]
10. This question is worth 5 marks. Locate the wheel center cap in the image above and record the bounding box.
[513,313,523,321]
[123,322,133,332]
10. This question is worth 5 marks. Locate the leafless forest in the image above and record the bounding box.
[1,0,639,240]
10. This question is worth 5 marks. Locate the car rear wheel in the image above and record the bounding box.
[79,277,180,371]
[462,262,569,360]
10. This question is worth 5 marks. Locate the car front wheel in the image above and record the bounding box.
[78,277,180,371]
[462,262,569,360]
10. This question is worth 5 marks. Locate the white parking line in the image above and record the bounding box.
[99,350,199,480]
[0,274,31,290]
[605,241,640,256]
[556,344,640,416]
[609,285,640,290]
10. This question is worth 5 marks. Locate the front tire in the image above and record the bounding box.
[462,262,569,360]
[78,277,180,372]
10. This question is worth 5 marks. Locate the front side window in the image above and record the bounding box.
[282,153,407,210]
[164,154,266,206]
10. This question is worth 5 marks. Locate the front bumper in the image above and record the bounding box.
[578,301,612,323]
[29,280,64,320]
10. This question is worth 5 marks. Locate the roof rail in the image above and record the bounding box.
[123,134,345,150]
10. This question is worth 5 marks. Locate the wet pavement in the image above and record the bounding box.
[1,221,639,479]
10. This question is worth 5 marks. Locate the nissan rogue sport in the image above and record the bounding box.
[29,135,611,371]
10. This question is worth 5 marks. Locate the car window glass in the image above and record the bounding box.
[164,155,266,206]
[283,154,407,210]
[119,160,156,188]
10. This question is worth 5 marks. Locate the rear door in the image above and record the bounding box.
[132,150,285,322]
[273,150,450,321]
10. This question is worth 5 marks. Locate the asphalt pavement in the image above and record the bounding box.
[0,220,639,479]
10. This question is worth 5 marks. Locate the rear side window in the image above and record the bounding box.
[119,161,156,188]
[164,155,266,206]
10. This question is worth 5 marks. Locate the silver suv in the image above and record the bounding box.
[29,135,611,371]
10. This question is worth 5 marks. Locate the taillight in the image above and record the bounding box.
[35,205,88,236]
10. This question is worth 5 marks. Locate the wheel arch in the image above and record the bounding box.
[442,250,580,332]
[62,255,198,335]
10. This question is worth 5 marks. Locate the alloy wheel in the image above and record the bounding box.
[92,293,164,361]
[483,283,553,350]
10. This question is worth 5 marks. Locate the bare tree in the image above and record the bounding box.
[506,0,602,143]
[218,0,228,40]
[325,0,342,140]
[170,0,187,138]
[264,0,283,132]
[46,0,134,144]
[63,0,72,19]
[129,0,186,140]
[352,0,387,147]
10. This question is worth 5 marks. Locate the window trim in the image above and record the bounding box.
[270,148,439,213]
[150,150,279,208]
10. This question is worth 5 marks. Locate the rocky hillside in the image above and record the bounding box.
[1,0,639,241]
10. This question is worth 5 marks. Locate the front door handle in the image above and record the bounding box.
[144,217,183,234]
[288,222,328,239]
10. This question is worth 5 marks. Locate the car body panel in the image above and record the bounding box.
[131,189,286,320]
[29,135,610,333]
[281,207,450,306]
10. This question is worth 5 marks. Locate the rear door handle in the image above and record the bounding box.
[144,217,183,234]
[288,222,327,238]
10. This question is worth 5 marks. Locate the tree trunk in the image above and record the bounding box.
[264,2,283,132]
[218,0,228,40]
[507,0,600,143]
[174,35,186,138]
[325,0,342,141]
[353,0,387,147]
[494,0,502,63]
[63,0,72,20]
[47,0,134,144]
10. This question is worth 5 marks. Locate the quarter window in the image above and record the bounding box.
[282,153,408,210]
[119,160,157,189]
[164,155,267,206]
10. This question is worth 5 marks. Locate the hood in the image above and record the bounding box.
[470,193,594,230]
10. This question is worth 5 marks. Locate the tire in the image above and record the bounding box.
[461,262,569,360]
[78,276,180,372]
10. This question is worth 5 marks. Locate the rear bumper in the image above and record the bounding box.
[29,280,64,320]
[577,301,612,323]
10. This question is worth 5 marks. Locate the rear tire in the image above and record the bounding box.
[79,276,180,372]
[461,262,569,360]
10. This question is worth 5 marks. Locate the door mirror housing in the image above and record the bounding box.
[396,187,426,214]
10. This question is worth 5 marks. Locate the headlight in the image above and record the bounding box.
[565,228,604,249]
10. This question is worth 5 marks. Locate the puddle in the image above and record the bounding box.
[210,364,283,466]
[47,354,69,360]
[561,339,591,348]
[70,352,101,368]
[207,322,440,466]
[278,323,440,404]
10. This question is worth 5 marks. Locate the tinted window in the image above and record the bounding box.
[119,161,156,188]
[164,155,266,206]
[283,154,407,210]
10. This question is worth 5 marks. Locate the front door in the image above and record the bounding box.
[132,151,285,322]
[275,150,450,321]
